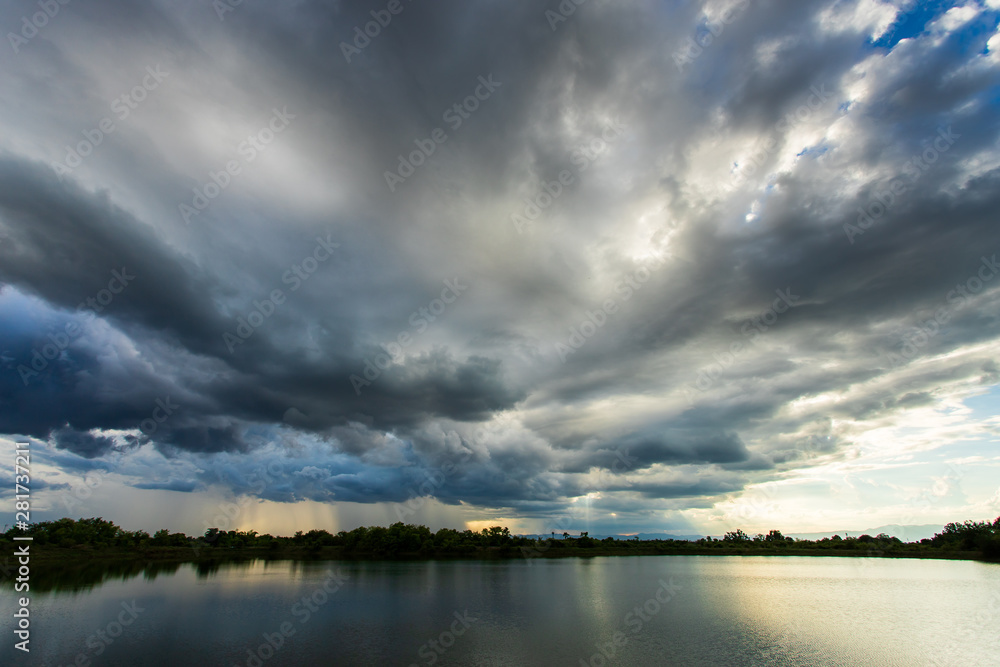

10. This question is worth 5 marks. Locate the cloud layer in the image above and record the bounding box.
[2,0,999,535]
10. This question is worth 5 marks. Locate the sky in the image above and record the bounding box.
[1,0,999,539]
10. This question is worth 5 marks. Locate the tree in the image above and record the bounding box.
[723,529,750,543]
[935,520,993,550]
[482,526,511,547]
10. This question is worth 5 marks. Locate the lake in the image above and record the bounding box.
[2,555,998,666]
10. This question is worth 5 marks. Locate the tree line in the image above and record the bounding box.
[712,519,1000,558]
[3,516,998,560]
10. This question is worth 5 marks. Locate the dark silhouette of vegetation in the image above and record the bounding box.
[4,516,999,564]
[931,518,1000,557]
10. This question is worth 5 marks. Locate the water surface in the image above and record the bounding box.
[2,555,997,666]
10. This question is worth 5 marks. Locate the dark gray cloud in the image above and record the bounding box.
[1,0,999,534]
[50,426,118,459]
[0,473,66,500]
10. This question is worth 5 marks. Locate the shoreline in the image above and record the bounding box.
[17,544,996,566]
[8,545,995,593]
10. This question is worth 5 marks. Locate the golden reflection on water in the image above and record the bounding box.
[686,556,999,666]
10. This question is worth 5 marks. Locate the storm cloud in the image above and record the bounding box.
[2,0,999,536]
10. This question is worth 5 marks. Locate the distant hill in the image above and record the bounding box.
[786,524,944,542]
[611,532,706,541]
